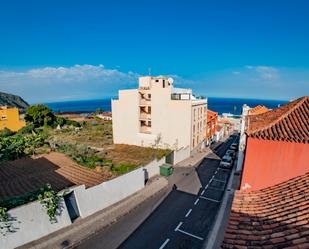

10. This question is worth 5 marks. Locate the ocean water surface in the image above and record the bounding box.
[45,97,288,115]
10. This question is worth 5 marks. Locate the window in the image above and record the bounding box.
[155,79,159,82]
[163,80,165,88]
[148,94,151,99]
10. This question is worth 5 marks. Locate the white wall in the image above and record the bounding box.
[142,157,165,178]
[112,89,139,145]
[74,168,145,218]
[0,199,72,249]
[174,146,191,165]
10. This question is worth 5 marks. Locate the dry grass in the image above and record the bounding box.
[49,121,170,167]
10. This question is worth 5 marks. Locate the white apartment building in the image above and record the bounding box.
[112,76,207,151]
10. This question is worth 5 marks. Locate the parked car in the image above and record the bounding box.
[219,155,233,169]
[226,149,236,158]
[230,143,238,151]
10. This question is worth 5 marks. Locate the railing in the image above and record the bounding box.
[140,126,151,134]
[140,112,151,120]
[139,99,151,105]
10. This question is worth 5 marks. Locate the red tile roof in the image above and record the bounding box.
[248,105,270,115]
[246,96,309,143]
[222,172,309,248]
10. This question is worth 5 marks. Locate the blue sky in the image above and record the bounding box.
[0,0,308,103]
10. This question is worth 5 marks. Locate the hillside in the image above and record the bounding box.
[0,91,29,110]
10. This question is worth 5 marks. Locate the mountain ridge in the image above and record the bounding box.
[0,91,29,110]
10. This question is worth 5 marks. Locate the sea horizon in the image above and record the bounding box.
[44,96,288,115]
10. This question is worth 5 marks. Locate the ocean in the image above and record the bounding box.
[45,97,288,115]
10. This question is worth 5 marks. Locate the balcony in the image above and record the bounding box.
[139,99,151,106]
[140,112,151,120]
[140,125,151,134]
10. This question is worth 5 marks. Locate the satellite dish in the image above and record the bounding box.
[168,77,174,84]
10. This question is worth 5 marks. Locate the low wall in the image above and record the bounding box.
[0,199,72,249]
[142,157,165,178]
[174,146,190,165]
[74,168,145,218]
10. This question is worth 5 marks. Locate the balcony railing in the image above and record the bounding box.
[140,125,151,134]
[139,99,151,105]
[140,112,151,120]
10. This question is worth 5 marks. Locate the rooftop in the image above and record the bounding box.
[248,105,270,115]
[246,96,309,143]
[222,171,309,248]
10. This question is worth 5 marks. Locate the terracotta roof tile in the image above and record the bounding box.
[248,105,270,115]
[221,172,309,248]
[246,96,309,143]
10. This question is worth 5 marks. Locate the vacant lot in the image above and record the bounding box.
[48,120,170,174]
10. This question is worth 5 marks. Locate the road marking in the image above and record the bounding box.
[199,196,220,203]
[215,170,218,174]
[213,179,226,183]
[194,198,200,205]
[185,209,192,217]
[205,184,209,189]
[175,222,183,231]
[159,238,170,249]
[201,190,205,195]
[207,186,224,191]
[177,229,204,241]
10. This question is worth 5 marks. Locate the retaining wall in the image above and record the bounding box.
[0,199,71,249]
[173,146,190,165]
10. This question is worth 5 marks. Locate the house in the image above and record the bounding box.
[112,76,207,151]
[221,97,309,248]
[0,106,26,132]
[240,96,309,191]
[205,109,218,145]
[96,112,112,121]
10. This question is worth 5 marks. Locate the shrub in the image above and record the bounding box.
[25,105,56,127]
[0,128,14,137]
[111,163,138,174]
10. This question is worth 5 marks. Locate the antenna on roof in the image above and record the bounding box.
[148,68,151,76]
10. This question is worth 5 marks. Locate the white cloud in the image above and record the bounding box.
[245,65,279,80]
[232,71,240,75]
[0,64,140,102]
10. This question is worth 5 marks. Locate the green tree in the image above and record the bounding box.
[95,108,104,114]
[25,105,56,127]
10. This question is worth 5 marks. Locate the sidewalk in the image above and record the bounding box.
[18,177,169,249]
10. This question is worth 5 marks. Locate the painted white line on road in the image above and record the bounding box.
[207,186,224,191]
[205,184,209,189]
[177,229,204,241]
[175,222,183,231]
[159,238,170,249]
[194,198,200,205]
[201,190,205,195]
[212,179,226,183]
[215,170,218,174]
[199,196,220,203]
[185,209,192,218]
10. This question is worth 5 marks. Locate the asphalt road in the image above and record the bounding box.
[74,135,237,249]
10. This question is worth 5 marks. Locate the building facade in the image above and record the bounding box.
[0,106,26,132]
[240,97,309,191]
[112,76,207,151]
[205,109,218,145]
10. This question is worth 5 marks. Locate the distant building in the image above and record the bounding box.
[205,109,218,145]
[0,106,26,131]
[96,112,112,121]
[112,76,207,151]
